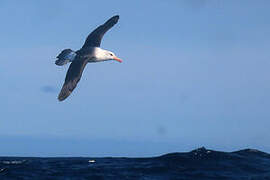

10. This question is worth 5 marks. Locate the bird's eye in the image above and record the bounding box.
[110,53,113,56]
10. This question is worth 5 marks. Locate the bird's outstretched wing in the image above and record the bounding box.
[58,57,88,101]
[82,15,119,48]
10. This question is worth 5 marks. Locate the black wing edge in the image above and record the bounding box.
[58,58,88,101]
[82,15,120,48]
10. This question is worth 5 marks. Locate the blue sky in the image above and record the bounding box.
[0,0,270,157]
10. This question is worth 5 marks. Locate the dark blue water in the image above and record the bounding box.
[1,147,270,180]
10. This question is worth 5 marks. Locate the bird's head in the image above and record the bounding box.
[104,50,122,63]
[95,48,122,63]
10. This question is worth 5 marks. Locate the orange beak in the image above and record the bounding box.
[113,56,123,63]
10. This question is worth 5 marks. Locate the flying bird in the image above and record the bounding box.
[55,15,122,101]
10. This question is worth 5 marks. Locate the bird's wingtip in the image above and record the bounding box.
[58,97,64,102]
[57,87,71,102]
[57,95,65,102]
[112,15,120,21]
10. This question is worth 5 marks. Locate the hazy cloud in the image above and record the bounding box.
[157,126,167,136]
[41,86,57,94]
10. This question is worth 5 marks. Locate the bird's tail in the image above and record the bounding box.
[55,49,76,66]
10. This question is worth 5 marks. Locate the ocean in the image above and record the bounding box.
[1,147,270,180]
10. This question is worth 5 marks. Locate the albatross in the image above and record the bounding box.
[55,15,122,101]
